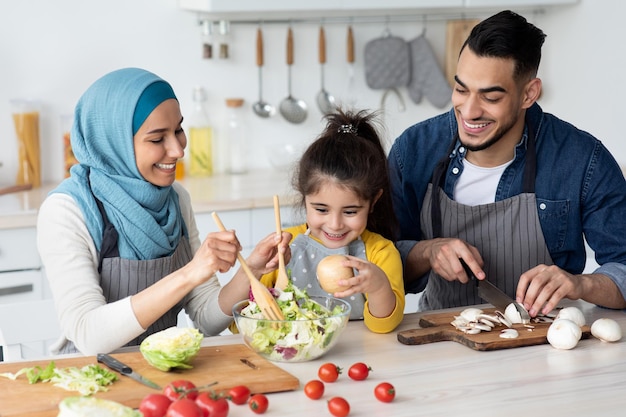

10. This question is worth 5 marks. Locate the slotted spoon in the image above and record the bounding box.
[211,212,284,321]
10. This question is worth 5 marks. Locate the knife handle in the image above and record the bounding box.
[97,353,131,374]
[459,259,478,285]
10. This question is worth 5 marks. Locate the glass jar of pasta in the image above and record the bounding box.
[11,99,41,187]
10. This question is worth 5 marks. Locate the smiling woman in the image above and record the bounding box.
[36,68,291,357]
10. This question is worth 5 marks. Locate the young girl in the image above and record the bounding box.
[261,109,405,333]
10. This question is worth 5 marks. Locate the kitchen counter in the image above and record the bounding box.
[5,299,622,416]
[0,169,295,230]
[203,299,625,417]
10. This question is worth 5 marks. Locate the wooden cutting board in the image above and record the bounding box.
[444,19,480,87]
[0,344,299,417]
[397,308,591,351]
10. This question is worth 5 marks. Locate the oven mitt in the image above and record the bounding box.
[408,34,452,108]
[364,36,411,89]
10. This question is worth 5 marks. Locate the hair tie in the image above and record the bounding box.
[337,124,357,134]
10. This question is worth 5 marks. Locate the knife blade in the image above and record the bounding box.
[97,353,161,390]
[460,259,531,324]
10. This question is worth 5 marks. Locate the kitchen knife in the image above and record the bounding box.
[97,353,161,390]
[460,259,531,324]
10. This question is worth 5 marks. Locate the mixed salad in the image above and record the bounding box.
[236,284,349,362]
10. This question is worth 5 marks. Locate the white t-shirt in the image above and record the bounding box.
[454,158,513,206]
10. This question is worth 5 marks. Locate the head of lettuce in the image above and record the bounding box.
[139,327,203,371]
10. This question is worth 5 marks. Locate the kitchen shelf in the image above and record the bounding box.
[178,0,578,23]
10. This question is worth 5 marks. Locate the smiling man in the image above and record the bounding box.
[389,10,626,316]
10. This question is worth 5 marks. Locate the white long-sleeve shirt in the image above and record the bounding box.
[37,182,231,355]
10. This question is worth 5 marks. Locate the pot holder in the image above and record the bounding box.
[407,34,452,108]
[364,35,411,90]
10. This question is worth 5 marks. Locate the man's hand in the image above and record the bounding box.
[516,264,582,316]
[425,238,486,283]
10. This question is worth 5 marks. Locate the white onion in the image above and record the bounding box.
[547,318,582,350]
[590,318,622,342]
[556,306,586,327]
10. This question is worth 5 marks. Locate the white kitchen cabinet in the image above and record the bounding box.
[178,0,577,20]
[0,227,59,361]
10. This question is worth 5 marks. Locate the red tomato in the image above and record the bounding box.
[140,393,173,417]
[166,398,203,417]
[303,379,325,400]
[227,385,251,405]
[347,362,372,381]
[318,362,341,383]
[164,380,198,401]
[327,397,350,417]
[374,382,396,403]
[248,393,269,414]
[195,392,229,417]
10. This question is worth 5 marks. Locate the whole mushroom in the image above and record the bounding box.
[590,318,622,342]
[547,318,582,350]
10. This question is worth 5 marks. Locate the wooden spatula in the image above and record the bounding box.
[211,211,284,321]
[273,195,290,291]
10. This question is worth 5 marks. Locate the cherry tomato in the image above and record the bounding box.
[327,397,350,417]
[374,382,396,403]
[318,362,341,383]
[195,392,229,417]
[248,393,269,414]
[164,380,198,402]
[303,379,325,400]
[227,384,251,405]
[166,398,203,417]
[140,393,173,417]
[347,362,372,381]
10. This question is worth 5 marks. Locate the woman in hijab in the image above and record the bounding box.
[37,68,290,355]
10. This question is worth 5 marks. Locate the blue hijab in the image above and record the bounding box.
[53,68,184,260]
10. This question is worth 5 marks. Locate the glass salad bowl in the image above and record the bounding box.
[232,292,351,363]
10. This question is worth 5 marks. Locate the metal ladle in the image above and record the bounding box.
[316,26,336,115]
[279,27,307,124]
[252,27,275,118]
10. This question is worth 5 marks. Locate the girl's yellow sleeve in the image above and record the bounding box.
[361,230,405,333]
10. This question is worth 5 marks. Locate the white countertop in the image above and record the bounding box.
[199,299,626,417]
[0,169,295,230]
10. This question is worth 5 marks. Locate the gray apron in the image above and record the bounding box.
[57,193,191,354]
[289,230,366,320]
[418,127,553,311]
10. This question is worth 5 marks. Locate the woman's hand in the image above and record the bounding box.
[185,230,241,285]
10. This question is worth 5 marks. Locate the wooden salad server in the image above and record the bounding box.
[273,195,290,290]
[211,211,284,321]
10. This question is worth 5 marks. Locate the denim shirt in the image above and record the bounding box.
[389,103,626,300]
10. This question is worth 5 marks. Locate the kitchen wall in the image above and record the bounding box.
[0,0,624,186]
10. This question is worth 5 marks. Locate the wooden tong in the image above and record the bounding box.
[211,212,284,321]
[273,195,290,290]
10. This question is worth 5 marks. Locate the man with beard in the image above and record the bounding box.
[389,10,626,316]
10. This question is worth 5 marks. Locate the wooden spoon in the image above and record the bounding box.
[211,211,284,321]
[273,195,290,290]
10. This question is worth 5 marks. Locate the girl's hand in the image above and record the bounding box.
[245,231,292,276]
[333,255,391,297]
